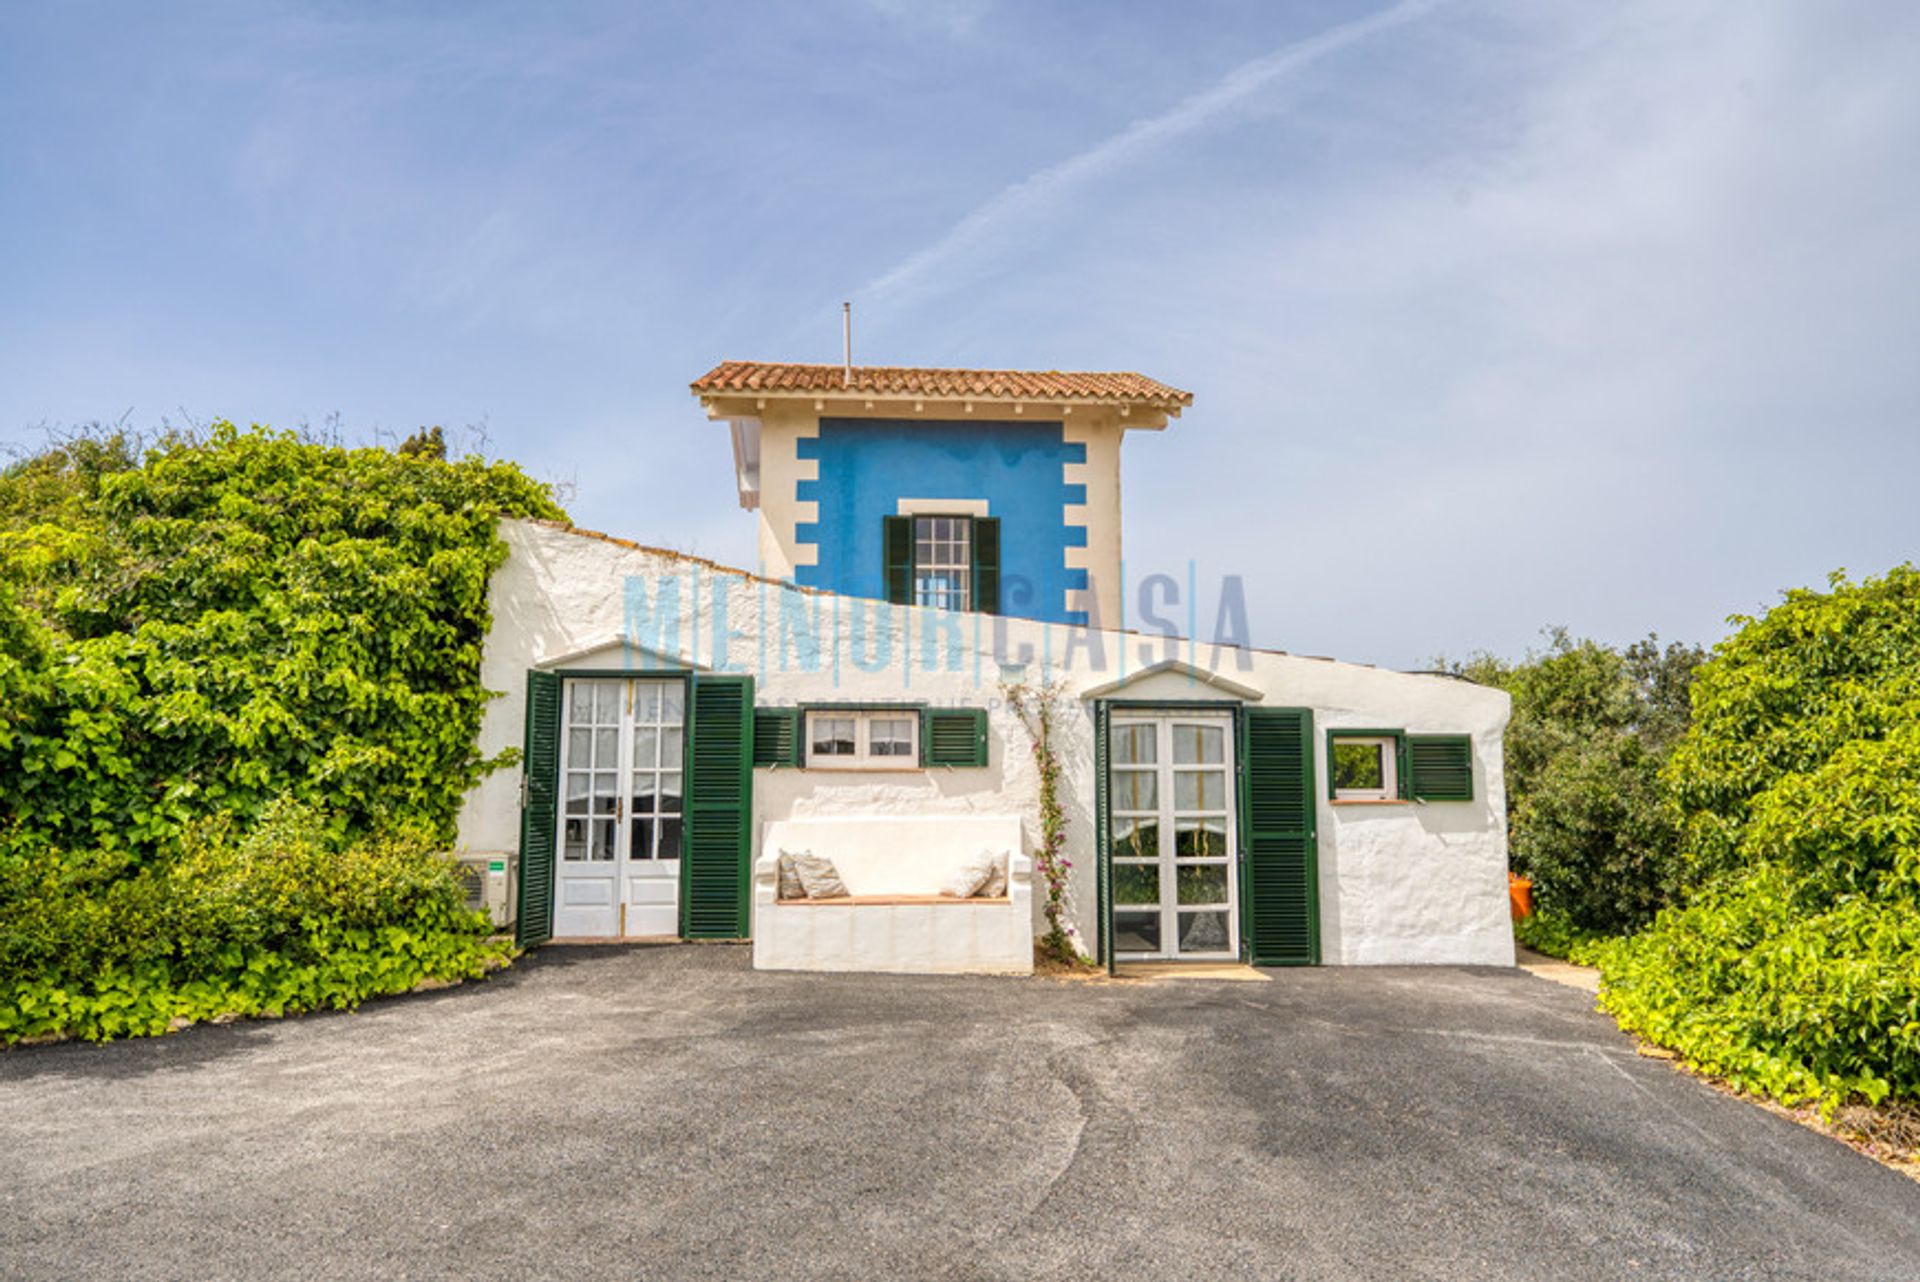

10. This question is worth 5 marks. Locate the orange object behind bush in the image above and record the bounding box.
[1508,874,1534,920]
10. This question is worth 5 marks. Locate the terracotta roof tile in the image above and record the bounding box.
[690,361,1192,408]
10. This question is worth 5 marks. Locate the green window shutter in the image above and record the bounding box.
[1094,700,1112,972]
[1243,707,1319,966]
[971,516,1000,615]
[883,515,914,605]
[515,669,561,947]
[922,707,989,767]
[751,707,801,767]
[1408,735,1473,801]
[683,674,755,939]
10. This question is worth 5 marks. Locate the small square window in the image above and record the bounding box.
[912,516,971,611]
[805,710,921,769]
[868,717,916,758]
[810,716,857,759]
[1330,734,1399,801]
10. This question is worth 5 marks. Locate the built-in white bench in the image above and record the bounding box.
[753,816,1033,975]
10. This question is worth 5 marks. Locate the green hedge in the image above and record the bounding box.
[0,802,511,1044]
[1591,566,1920,1109]
[0,424,563,852]
[1447,632,1700,935]
[0,426,562,1042]
[1587,868,1920,1108]
[1512,909,1609,962]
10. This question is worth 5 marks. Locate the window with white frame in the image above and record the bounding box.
[806,709,921,768]
[913,516,971,611]
[1330,733,1400,801]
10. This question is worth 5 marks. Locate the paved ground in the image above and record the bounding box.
[1515,944,1603,993]
[3,948,1917,1282]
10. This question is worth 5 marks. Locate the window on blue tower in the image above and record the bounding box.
[883,514,1001,614]
[914,516,972,610]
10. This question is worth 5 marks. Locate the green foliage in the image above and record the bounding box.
[0,424,560,1042]
[1587,867,1920,1109]
[397,425,447,460]
[1512,908,1609,962]
[0,800,512,1044]
[0,422,563,851]
[1593,566,1920,1108]
[1664,565,1920,894]
[1450,630,1702,934]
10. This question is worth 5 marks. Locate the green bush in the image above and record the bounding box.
[1587,867,1920,1108]
[1512,909,1609,961]
[0,425,561,1041]
[1449,631,1701,934]
[0,801,509,1044]
[1592,566,1920,1108]
[0,423,563,852]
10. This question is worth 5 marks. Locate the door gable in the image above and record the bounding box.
[539,635,708,673]
[1081,659,1263,704]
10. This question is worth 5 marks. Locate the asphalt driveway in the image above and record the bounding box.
[2,947,1916,1281]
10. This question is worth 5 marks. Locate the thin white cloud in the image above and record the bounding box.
[857,0,1447,304]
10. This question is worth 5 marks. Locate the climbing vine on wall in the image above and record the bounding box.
[0,424,565,1042]
[0,423,566,854]
[1002,678,1084,964]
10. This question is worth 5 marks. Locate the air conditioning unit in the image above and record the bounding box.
[453,852,515,929]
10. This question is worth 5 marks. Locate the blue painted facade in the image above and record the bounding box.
[793,418,1089,625]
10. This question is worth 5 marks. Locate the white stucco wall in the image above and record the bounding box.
[458,519,1515,967]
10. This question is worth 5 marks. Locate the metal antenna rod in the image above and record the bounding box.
[842,301,852,386]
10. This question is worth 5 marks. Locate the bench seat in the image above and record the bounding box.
[753,816,1033,975]
[775,894,1011,906]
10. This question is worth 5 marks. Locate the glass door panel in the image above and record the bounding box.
[625,678,684,936]
[1109,714,1239,960]
[553,676,687,939]
[554,679,624,936]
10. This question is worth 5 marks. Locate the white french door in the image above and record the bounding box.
[1109,712,1239,960]
[554,677,686,938]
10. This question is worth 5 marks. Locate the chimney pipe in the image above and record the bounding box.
[842,301,852,387]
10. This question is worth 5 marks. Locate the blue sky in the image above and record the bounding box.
[3,1,1915,668]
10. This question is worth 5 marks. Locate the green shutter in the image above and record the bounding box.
[1093,700,1112,973]
[971,516,1000,615]
[515,669,561,947]
[922,707,989,767]
[1243,707,1319,966]
[752,707,801,767]
[1408,735,1473,801]
[683,674,754,939]
[883,515,913,605]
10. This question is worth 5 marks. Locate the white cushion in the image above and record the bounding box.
[792,852,849,900]
[761,816,1024,897]
[776,850,809,900]
[977,850,1010,898]
[940,850,997,899]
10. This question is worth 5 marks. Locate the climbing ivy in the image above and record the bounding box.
[0,423,565,853]
[0,424,562,1042]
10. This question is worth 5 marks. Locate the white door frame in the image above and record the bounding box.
[1109,709,1240,961]
[552,676,687,939]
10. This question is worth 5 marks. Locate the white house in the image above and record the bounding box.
[453,363,1514,974]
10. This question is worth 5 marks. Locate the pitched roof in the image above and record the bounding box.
[690,361,1192,410]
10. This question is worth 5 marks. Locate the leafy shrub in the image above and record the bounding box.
[0,423,563,853]
[1592,566,1920,1108]
[1512,909,1609,961]
[1587,867,1920,1108]
[1449,631,1701,933]
[0,425,560,1041]
[0,801,509,1044]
